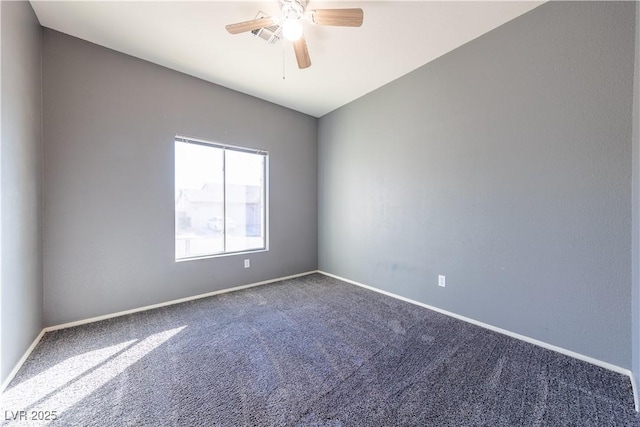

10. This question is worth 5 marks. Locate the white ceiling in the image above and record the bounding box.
[30,1,543,118]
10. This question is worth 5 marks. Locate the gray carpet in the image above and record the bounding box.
[1,273,638,426]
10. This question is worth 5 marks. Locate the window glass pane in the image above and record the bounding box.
[175,141,224,259]
[225,150,265,252]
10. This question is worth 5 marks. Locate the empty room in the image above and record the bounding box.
[1,0,639,425]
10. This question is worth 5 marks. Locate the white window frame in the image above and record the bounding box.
[175,135,269,261]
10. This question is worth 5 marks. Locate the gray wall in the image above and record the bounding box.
[43,30,317,326]
[0,1,43,383]
[632,0,640,395]
[318,1,635,368]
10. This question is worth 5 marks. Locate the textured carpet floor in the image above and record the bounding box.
[1,273,638,426]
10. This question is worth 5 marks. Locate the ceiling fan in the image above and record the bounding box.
[225,0,364,70]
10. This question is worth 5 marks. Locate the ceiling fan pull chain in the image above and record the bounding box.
[282,40,286,80]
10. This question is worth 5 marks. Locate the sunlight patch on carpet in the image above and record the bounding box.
[1,326,185,425]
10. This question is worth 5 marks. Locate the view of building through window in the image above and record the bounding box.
[175,138,267,260]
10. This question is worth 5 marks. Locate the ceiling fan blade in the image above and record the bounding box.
[309,8,363,27]
[225,17,277,35]
[293,35,311,69]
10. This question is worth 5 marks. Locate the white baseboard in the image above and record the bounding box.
[631,371,639,412]
[45,270,317,332]
[0,270,316,394]
[0,329,45,393]
[318,270,638,409]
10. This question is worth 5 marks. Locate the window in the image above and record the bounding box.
[175,136,267,260]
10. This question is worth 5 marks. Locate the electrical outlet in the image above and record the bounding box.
[244,259,250,269]
[438,275,446,287]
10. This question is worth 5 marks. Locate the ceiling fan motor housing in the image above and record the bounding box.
[281,0,306,21]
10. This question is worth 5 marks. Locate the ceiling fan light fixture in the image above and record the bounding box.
[281,18,303,41]
[225,0,363,70]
